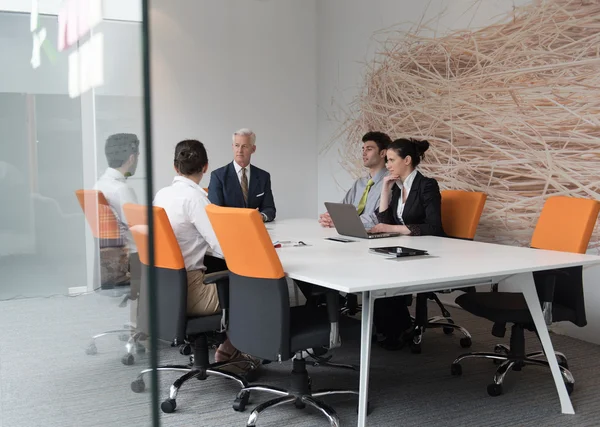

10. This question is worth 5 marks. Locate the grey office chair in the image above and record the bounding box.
[75,189,143,360]
[207,204,365,427]
[451,196,600,396]
[124,204,256,413]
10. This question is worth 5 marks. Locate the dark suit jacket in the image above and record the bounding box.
[208,162,276,222]
[377,171,444,236]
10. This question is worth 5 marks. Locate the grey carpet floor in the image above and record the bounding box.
[1,291,600,427]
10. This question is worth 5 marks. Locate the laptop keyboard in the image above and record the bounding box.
[367,232,393,238]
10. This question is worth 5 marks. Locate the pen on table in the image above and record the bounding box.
[273,240,292,248]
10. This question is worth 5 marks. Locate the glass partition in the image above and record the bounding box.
[0,5,158,426]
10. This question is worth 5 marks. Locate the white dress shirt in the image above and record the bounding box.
[233,160,251,185]
[153,176,223,272]
[94,168,138,253]
[396,169,418,224]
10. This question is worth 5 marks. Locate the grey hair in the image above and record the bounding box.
[232,128,256,145]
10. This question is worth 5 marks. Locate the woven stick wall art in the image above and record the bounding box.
[333,0,600,250]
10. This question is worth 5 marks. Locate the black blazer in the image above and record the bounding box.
[377,171,444,236]
[208,162,276,222]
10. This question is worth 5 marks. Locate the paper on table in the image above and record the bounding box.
[272,240,310,248]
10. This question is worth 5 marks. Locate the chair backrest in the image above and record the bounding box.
[531,196,600,254]
[531,196,600,328]
[205,204,290,360]
[203,187,209,193]
[440,190,487,240]
[75,189,123,246]
[123,203,188,342]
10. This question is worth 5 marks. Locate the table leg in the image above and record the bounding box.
[358,290,374,426]
[515,272,575,414]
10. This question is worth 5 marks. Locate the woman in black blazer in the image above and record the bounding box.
[369,138,444,237]
[369,138,445,350]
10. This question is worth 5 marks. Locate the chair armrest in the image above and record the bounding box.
[325,291,341,349]
[204,271,229,331]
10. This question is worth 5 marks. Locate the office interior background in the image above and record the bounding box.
[1,0,600,426]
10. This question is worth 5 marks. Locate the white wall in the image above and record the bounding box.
[150,0,318,220]
[316,0,600,344]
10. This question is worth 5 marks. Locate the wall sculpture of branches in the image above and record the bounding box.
[335,0,600,249]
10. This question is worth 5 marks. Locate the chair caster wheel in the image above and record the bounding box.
[559,360,569,370]
[161,398,177,413]
[119,334,130,342]
[566,383,574,395]
[179,344,192,356]
[294,398,306,409]
[233,391,250,412]
[487,383,503,396]
[86,344,97,355]
[494,344,507,353]
[410,342,422,354]
[121,354,134,365]
[460,337,472,348]
[356,401,372,415]
[443,327,454,335]
[451,363,462,376]
[131,379,145,393]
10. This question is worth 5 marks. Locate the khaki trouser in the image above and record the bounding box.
[187,269,221,316]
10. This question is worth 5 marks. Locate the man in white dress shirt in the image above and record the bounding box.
[94,133,140,254]
[154,139,259,371]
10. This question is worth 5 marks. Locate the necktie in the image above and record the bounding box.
[356,179,374,215]
[241,167,249,206]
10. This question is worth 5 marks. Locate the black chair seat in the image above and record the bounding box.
[186,313,222,336]
[456,292,576,325]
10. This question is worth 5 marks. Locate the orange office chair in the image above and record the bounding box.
[75,189,141,358]
[409,190,487,353]
[75,190,126,287]
[124,204,251,413]
[206,205,361,426]
[451,196,600,396]
[440,190,487,240]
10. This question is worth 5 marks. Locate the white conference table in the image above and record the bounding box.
[266,219,600,427]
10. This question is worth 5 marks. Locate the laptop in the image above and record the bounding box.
[324,202,401,239]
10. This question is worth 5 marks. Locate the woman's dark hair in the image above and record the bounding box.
[387,138,430,168]
[362,131,392,151]
[174,139,208,176]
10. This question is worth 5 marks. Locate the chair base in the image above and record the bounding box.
[302,347,358,371]
[130,334,258,414]
[451,345,574,396]
[131,362,251,413]
[85,324,145,364]
[409,292,473,353]
[238,356,362,427]
[341,293,473,353]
